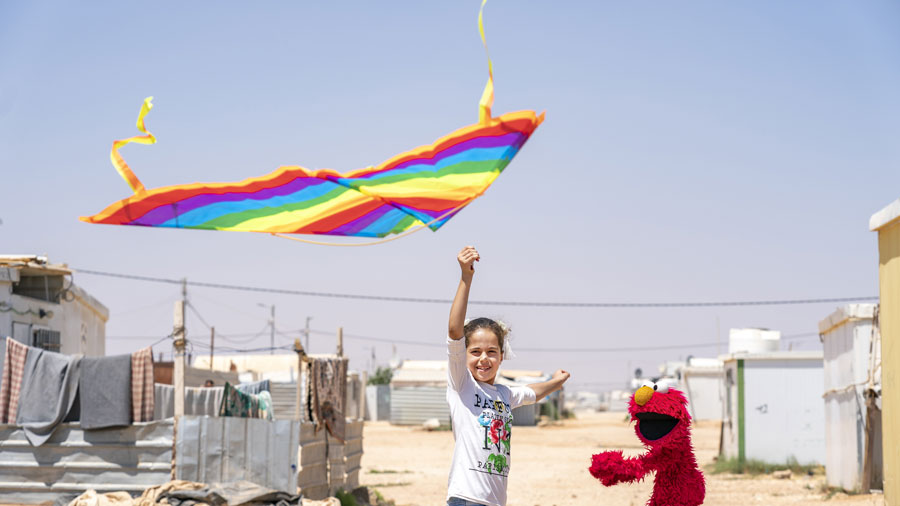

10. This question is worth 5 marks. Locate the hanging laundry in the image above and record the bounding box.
[0,337,29,423]
[257,390,274,421]
[16,348,82,446]
[309,357,348,442]
[235,379,270,395]
[131,347,155,422]
[153,384,224,419]
[219,381,259,418]
[80,354,132,429]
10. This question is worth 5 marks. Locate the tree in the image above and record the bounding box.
[368,366,393,385]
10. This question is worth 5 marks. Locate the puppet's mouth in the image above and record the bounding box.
[636,412,679,440]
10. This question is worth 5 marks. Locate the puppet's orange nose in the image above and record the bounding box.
[634,386,654,406]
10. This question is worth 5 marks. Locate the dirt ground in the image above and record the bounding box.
[359,411,884,506]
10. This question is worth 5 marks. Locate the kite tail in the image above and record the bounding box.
[478,0,494,124]
[110,96,156,194]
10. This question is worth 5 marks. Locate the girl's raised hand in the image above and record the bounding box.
[457,246,480,276]
[552,369,571,384]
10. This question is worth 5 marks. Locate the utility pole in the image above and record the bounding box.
[294,339,306,421]
[182,278,188,332]
[716,316,721,356]
[337,326,343,357]
[304,316,312,352]
[209,326,215,370]
[270,305,275,355]
[173,297,186,419]
[258,303,276,355]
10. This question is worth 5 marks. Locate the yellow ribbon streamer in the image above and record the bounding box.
[110,97,155,194]
[478,0,494,124]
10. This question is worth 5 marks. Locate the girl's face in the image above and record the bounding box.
[466,328,502,384]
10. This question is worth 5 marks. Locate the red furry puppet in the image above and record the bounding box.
[589,381,706,506]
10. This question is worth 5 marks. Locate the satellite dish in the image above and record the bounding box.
[634,368,642,379]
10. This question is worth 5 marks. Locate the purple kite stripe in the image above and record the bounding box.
[350,132,525,179]
[132,174,331,225]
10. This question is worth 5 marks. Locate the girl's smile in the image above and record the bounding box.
[466,327,502,384]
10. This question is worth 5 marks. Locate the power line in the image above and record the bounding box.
[109,326,821,354]
[301,328,821,353]
[73,267,878,308]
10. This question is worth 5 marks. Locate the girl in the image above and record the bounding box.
[446,246,570,506]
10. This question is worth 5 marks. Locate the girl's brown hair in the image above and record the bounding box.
[463,317,510,356]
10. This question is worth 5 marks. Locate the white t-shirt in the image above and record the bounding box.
[446,337,536,506]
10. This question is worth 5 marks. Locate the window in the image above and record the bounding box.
[33,328,61,352]
[12,274,64,303]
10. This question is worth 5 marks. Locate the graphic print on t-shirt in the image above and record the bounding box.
[471,392,513,477]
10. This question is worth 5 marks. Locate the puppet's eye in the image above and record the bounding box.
[655,382,669,394]
[641,380,654,389]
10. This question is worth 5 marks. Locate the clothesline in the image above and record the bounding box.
[0,337,351,445]
[0,337,155,446]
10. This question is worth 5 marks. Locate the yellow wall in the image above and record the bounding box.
[878,218,900,504]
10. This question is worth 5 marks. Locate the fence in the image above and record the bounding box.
[298,422,328,499]
[298,420,364,500]
[0,420,174,504]
[175,415,300,492]
[0,416,362,503]
[0,364,365,502]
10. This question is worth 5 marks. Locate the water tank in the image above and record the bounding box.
[728,328,780,354]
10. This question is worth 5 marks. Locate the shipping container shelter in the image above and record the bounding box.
[720,352,825,466]
[820,304,883,492]
[682,358,724,422]
[365,384,391,421]
[0,256,108,357]
[871,198,899,503]
[390,360,450,426]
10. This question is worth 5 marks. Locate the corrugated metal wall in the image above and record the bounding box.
[175,416,300,493]
[0,420,173,503]
[511,403,537,426]
[271,382,302,421]
[390,386,450,426]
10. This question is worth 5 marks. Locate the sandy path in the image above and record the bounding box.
[359,412,883,506]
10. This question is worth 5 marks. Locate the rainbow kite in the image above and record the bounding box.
[81,1,543,244]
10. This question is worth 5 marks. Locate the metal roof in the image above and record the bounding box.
[870,198,900,231]
[818,303,877,334]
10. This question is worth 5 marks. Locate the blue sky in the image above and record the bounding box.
[2,1,899,390]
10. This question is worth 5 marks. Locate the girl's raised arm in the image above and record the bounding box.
[449,246,480,340]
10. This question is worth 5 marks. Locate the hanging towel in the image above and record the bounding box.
[80,354,132,429]
[257,390,274,421]
[310,357,348,442]
[0,337,29,423]
[153,383,173,420]
[219,382,259,418]
[131,347,155,422]
[16,348,82,446]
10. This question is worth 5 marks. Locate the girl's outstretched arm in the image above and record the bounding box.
[449,246,479,340]
[528,369,570,401]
